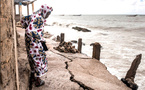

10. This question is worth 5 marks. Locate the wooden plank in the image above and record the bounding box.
[14,5,16,16]
[27,4,29,15]
[19,5,22,20]
[14,0,37,5]
[12,0,20,89]
[32,2,34,13]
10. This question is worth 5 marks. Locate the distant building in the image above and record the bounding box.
[14,0,36,22]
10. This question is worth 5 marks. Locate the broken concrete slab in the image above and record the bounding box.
[17,27,130,90]
[32,50,82,90]
[66,58,130,90]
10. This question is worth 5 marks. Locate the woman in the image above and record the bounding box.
[21,4,53,87]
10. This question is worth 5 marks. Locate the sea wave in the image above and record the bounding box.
[46,15,145,90]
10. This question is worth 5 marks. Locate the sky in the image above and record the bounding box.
[16,0,145,15]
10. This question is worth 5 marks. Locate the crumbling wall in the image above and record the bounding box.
[0,0,17,90]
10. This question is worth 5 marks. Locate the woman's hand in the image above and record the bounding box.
[24,23,28,29]
[40,41,46,43]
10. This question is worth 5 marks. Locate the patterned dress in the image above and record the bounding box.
[21,5,53,77]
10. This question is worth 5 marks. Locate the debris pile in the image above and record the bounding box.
[54,41,79,53]
[43,32,52,38]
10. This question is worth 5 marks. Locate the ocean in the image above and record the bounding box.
[45,15,145,90]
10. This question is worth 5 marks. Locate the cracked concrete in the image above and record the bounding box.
[17,27,130,90]
[65,62,93,90]
[32,49,83,90]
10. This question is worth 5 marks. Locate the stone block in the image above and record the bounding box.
[0,0,16,89]
[0,0,12,17]
[0,18,13,41]
[1,38,13,63]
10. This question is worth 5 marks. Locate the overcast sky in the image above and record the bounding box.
[17,0,145,15]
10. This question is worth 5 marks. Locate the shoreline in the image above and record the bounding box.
[17,27,130,90]
[45,21,145,90]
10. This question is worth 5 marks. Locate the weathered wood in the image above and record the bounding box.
[14,5,16,15]
[13,1,20,90]
[57,35,60,42]
[14,0,36,5]
[19,5,22,20]
[125,54,142,81]
[92,42,101,60]
[78,38,82,53]
[27,4,29,15]
[60,33,64,43]
[32,2,34,13]
[121,54,142,90]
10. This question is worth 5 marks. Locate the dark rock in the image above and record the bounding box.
[59,24,62,26]
[52,22,58,26]
[71,40,77,43]
[44,23,50,26]
[72,26,91,32]
[43,32,52,38]
[82,43,85,46]
[121,78,138,90]
[90,43,94,46]
[66,24,70,27]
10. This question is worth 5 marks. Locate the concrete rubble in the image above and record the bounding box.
[54,41,79,53]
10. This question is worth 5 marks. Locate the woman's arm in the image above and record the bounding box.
[21,15,31,29]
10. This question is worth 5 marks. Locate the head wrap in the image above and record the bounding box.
[21,4,53,28]
[35,4,53,19]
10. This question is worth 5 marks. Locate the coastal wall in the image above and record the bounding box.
[0,0,17,90]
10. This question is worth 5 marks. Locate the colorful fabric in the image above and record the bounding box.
[21,4,53,77]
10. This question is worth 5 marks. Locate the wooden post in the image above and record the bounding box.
[92,42,101,60]
[57,35,60,42]
[60,33,64,43]
[27,4,29,15]
[14,4,16,16]
[19,4,22,20]
[32,2,34,13]
[121,54,142,90]
[78,38,82,53]
[125,54,142,80]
